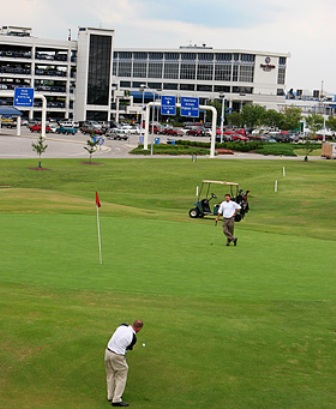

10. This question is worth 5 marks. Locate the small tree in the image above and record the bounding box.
[302,135,316,162]
[84,134,99,163]
[31,135,48,168]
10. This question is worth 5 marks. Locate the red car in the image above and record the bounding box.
[186,127,206,136]
[29,124,52,133]
[230,133,249,141]
[162,127,184,136]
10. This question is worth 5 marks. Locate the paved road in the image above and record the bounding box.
[0,126,316,160]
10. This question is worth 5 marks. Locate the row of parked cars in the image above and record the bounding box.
[23,118,303,143]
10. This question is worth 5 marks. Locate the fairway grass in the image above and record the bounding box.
[1,158,336,409]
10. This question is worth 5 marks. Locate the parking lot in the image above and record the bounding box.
[0,125,212,159]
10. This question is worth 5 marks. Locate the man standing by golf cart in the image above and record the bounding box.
[216,194,241,246]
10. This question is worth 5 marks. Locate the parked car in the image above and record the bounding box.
[106,129,129,140]
[56,126,78,135]
[186,126,206,136]
[230,133,249,141]
[59,120,79,128]
[80,126,104,135]
[161,127,184,136]
[29,124,52,133]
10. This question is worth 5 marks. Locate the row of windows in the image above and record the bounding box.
[120,80,254,94]
[114,62,256,83]
[115,52,265,63]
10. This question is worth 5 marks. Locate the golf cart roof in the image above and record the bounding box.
[202,180,239,186]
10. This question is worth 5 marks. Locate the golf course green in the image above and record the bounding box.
[1,157,336,409]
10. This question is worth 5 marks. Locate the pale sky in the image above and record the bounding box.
[4,0,335,93]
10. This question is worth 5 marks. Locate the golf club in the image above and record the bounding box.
[210,220,218,246]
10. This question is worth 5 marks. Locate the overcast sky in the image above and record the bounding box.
[4,0,335,93]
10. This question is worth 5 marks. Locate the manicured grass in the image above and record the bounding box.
[1,158,336,409]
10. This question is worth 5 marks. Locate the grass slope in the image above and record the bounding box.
[1,158,336,409]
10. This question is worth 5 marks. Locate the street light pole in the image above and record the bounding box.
[139,83,146,139]
[219,92,225,144]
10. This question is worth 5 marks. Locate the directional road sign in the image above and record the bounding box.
[14,87,34,108]
[180,96,199,118]
[161,95,176,116]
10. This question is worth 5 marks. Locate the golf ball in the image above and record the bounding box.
[142,343,146,347]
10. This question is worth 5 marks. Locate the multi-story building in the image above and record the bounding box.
[113,44,290,113]
[1,25,334,123]
[0,25,115,122]
[0,25,77,120]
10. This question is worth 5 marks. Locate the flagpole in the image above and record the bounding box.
[95,192,103,265]
[96,205,103,265]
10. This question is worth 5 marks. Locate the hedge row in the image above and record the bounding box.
[130,141,313,157]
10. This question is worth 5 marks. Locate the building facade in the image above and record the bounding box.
[113,44,290,114]
[2,25,334,123]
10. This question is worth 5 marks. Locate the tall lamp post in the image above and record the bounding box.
[146,86,156,156]
[219,92,225,144]
[139,83,146,137]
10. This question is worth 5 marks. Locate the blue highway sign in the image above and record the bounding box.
[14,87,34,108]
[180,96,199,118]
[161,95,176,116]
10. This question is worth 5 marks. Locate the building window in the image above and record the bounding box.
[163,83,178,90]
[148,62,163,78]
[120,81,131,87]
[239,65,254,83]
[148,82,161,89]
[279,57,287,65]
[240,54,255,62]
[163,63,179,79]
[197,63,213,81]
[180,63,196,80]
[87,34,112,105]
[214,85,230,93]
[118,62,132,77]
[118,52,132,59]
[198,53,214,61]
[149,52,163,60]
[214,65,231,81]
[232,65,238,82]
[112,61,117,76]
[277,89,285,96]
[180,83,195,91]
[133,62,147,78]
[181,53,196,61]
[196,84,212,92]
[277,67,286,85]
[232,86,253,94]
[215,53,231,61]
[133,52,147,60]
[164,53,179,61]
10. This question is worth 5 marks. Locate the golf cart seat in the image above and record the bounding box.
[200,199,211,213]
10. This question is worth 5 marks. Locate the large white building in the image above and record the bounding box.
[1,25,334,122]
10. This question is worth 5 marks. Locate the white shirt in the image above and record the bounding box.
[107,325,135,355]
[218,200,241,218]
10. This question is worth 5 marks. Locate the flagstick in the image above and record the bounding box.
[96,205,103,265]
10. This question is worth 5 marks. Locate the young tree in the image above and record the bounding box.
[281,106,302,130]
[84,134,100,163]
[240,104,266,128]
[305,113,324,136]
[263,109,284,129]
[227,111,243,127]
[326,116,336,133]
[31,135,48,168]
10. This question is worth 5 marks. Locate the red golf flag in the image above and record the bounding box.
[96,191,101,208]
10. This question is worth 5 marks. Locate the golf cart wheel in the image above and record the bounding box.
[189,208,199,218]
